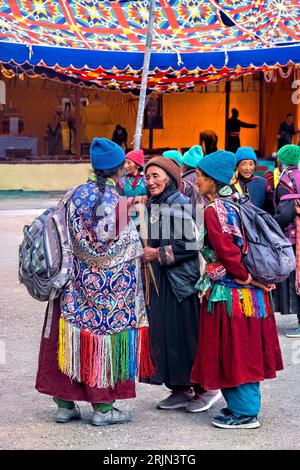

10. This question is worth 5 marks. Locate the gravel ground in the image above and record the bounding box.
[0,198,299,450]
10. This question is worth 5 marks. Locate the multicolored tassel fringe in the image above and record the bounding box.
[207,285,272,319]
[58,319,155,389]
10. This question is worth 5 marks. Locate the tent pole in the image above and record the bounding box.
[259,72,264,158]
[134,0,156,150]
[75,86,81,159]
[225,79,230,150]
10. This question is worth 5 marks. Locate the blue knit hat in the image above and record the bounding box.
[182,145,203,168]
[162,150,183,167]
[197,150,236,185]
[90,138,125,170]
[235,146,257,165]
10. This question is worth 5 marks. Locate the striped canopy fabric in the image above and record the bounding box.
[1,0,300,92]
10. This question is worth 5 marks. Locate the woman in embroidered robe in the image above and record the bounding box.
[36,138,152,426]
[143,157,222,413]
[191,150,283,429]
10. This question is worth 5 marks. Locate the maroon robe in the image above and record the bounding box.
[191,206,283,390]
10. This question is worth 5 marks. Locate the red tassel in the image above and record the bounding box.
[264,292,271,316]
[138,327,156,380]
[80,330,92,384]
[232,289,243,318]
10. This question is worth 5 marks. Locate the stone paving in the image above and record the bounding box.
[0,193,299,450]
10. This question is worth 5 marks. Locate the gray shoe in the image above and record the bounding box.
[157,390,194,410]
[55,404,81,423]
[91,407,132,426]
[185,390,222,413]
[286,327,300,338]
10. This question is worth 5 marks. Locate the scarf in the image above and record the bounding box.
[147,178,178,207]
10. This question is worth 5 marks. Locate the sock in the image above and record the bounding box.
[53,397,75,410]
[92,402,114,413]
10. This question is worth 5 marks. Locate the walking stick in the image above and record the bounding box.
[138,202,159,303]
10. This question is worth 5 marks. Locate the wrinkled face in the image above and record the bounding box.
[125,159,138,176]
[195,168,216,196]
[146,165,168,196]
[238,159,255,179]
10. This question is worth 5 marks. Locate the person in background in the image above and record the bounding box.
[143,157,221,413]
[233,146,273,212]
[274,144,300,338]
[264,152,282,192]
[191,150,283,429]
[277,113,296,150]
[162,149,183,168]
[226,108,257,153]
[112,124,128,151]
[117,149,147,197]
[200,130,218,155]
[181,145,204,208]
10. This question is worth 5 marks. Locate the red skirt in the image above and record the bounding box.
[190,301,284,390]
[35,299,136,403]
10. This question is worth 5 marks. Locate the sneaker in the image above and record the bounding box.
[286,327,300,338]
[55,404,81,423]
[212,414,261,429]
[186,390,222,413]
[91,407,132,426]
[157,390,194,410]
[220,407,232,416]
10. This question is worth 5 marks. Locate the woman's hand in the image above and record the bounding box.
[144,247,159,262]
[250,279,276,292]
[235,273,253,285]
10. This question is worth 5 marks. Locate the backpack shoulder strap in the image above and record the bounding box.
[280,170,300,205]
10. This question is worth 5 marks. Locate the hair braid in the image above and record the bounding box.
[92,165,123,220]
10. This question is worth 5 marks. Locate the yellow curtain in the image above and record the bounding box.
[262,87,298,156]
[146,91,226,150]
[230,91,259,150]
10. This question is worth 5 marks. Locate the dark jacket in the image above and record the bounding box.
[148,191,200,302]
[182,168,204,209]
[236,175,274,213]
[275,167,300,244]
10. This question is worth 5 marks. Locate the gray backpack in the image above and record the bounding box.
[226,196,295,284]
[18,186,79,303]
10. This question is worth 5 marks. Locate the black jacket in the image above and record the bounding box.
[148,191,201,302]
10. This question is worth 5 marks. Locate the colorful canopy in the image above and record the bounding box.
[1,0,300,92]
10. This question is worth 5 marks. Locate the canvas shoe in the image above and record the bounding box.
[91,407,132,426]
[157,390,194,410]
[212,414,261,429]
[286,326,300,338]
[55,404,81,423]
[185,390,222,413]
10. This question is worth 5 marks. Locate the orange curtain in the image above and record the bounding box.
[262,82,298,156]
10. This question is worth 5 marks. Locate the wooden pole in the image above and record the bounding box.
[259,72,264,158]
[134,0,156,149]
[75,86,81,158]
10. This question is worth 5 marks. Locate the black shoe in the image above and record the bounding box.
[212,414,260,429]
[220,407,232,416]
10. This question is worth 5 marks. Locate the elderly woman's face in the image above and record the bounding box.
[196,168,216,197]
[238,159,255,179]
[146,165,169,196]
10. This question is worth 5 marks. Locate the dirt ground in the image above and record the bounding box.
[0,199,299,450]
